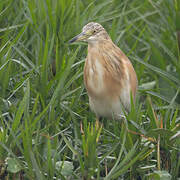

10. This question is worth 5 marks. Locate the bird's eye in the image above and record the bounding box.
[93,30,96,33]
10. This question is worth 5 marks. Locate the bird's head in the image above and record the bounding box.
[69,22,109,44]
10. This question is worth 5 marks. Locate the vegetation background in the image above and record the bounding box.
[0,0,180,179]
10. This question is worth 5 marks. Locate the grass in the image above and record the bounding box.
[0,0,180,179]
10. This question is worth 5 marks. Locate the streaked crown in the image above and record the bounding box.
[82,22,104,33]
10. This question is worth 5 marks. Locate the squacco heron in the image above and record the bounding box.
[69,22,138,121]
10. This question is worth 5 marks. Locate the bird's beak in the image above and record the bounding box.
[69,32,88,43]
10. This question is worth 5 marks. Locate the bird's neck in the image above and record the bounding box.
[88,41,99,49]
[87,38,113,54]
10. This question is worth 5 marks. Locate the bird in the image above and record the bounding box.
[69,22,138,122]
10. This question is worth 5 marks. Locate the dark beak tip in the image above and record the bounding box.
[68,40,73,44]
[68,37,77,44]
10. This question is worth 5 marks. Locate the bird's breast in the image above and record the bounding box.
[84,57,106,97]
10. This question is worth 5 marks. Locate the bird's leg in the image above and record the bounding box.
[80,121,84,134]
[95,117,103,129]
[95,117,100,129]
[95,117,103,143]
